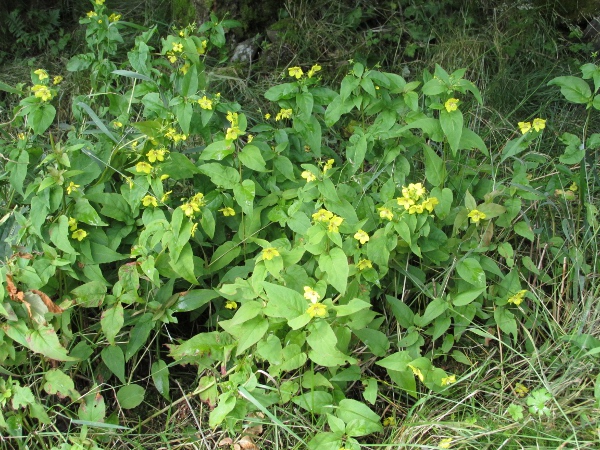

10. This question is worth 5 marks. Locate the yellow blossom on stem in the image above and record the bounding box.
[354,229,369,244]
[312,209,333,222]
[439,438,453,449]
[172,42,183,52]
[306,302,327,318]
[467,209,486,223]
[408,203,424,215]
[247,134,254,143]
[397,196,414,210]
[66,181,80,194]
[220,207,235,216]
[167,52,177,63]
[307,64,322,78]
[180,202,200,217]
[190,222,198,237]
[262,247,280,260]
[302,170,317,182]
[135,161,152,174]
[109,13,121,22]
[161,191,172,202]
[198,96,213,110]
[532,117,546,132]
[225,300,238,310]
[323,159,335,173]
[113,120,123,128]
[303,286,320,303]
[378,207,394,221]
[408,364,424,382]
[515,383,529,397]
[327,215,344,232]
[146,148,168,163]
[441,375,456,386]
[142,195,158,207]
[95,0,105,5]
[72,229,88,241]
[179,63,190,75]
[382,417,396,427]
[507,289,527,306]
[86,11,97,18]
[421,196,439,213]
[444,98,459,113]
[68,217,78,231]
[288,66,304,79]
[34,68,48,80]
[160,174,170,181]
[225,126,241,141]
[264,113,271,120]
[569,182,578,192]
[53,75,63,85]
[275,108,293,121]
[518,121,532,134]
[32,85,52,101]
[356,259,372,271]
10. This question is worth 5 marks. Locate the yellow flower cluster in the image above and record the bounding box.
[356,259,372,271]
[262,247,280,260]
[146,148,169,162]
[397,183,439,215]
[219,207,236,216]
[225,111,242,141]
[322,158,334,173]
[198,95,213,110]
[467,209,486,224]
[165,127,187,142]
[136,161,152,174]
[180,192,205,217]
[68,217,87,241]
[225,300,238,310]
[444,97,459,113]
[32,84,52,102]
[507,289,527,306]
[311,209,344,232]
[172,42,183,53]
[378,207,394,221]
[34,69,48,80]
[108,13,121,22]
[518,118,545,134]
[287,64,322,79]
[441,374,456,386]
[301,170,317,182]
[142,195,158,207]
[275,108,293,121]
[304,286,327,318]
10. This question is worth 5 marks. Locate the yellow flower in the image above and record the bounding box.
[113,120,123,128]
[302,170,317,182]
[68,217,78,231]
[179,63,190,75]
[32,84,52,101]
[66,181,80,194]
[146,148,168,163]
[356,259,372,271]
[467,209,486,223]
[71,229,88,241]
[307,64,322,78]
[441,375,456,386]
[532,117,546,132]
[444,98,459,113]
[225,300,238,310]
[312,209,333,222]
[515,383,529,397]
[306,302,327,318]
[288,66,304,79]
[327,215,344,232]
[247,134,254,143]
[569,182,578,192]
[190,192,206,207]
[421,196,439,213]
[408,203,424,215]
[180,202,200,217]
[397,196,414,210]
[18,133,26,140]
[507,289,527,306]
[190,222,198,237]
[518,121,532,134]
[225,126,241,141]
[98,20,103,24]
[354,229,369,244]
[219,207,236,216]
[439,438,453,449]
[408,364,424,382]
[378,207,393,221]
[160,174,170,181]
[303,286,320,303]
[262,247,280,260]
[160,191,172,203]
[382,416,396,427]
[197,40,208,54]
[402,183,426,201]
[167,53,177,63]
[53,75,63,85]
[108,13,121,22]
[172,42,183,53]
[135,161,152,174]
[86,11,97,18]
[226,111,239,125]
[142,195,158,207]
[323,159,334,173]
[275,108,293,121]
[264,113,271,120]
[198,96,213,110]
[95,0,105,5]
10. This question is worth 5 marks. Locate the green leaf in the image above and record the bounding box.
[239,144,268,172]
[12,385,35,409]
[101,302,124,345]
[30,103,56,135]
[101,345,126,384]
[220,315,269,356]
[208,241,241,273]
[72,281,107,307]
[333,298,371,316]
[180,64,198,97]
[175,289,219,312]
[43,369,79,401]
[336,399,383,436]
[264,82,298,101]
[494,307,518,342]
[296,91,314,119]
[77,102,118,143]
[353,328,390,356]
[262,282,305,320]
[318,247,349,295]
[414,297,448,326]
[548,76,592,104]
[49,216,77,254]
[198,163,239,189]
[209,391,237,427]
[199,139,234,161]
[78,391,105,423]
[456,258,486,288]
[307,320,355,367]
[170,242,198,284]
[151,360,170,400]
[513,221,534,242]
[452,288,485,306]
[292,391,333,414]
[159,153,201,180]
[459,127,488,156]
[73,199,108,226]
[439,109,463,155]
[27,325,77,361]
[423,144,445,187]
[116,384,145,409]
[8,148,28,197]
[233,179,255,215]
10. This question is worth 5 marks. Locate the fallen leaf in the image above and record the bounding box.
[30,289,63,314]
[6,274,18,300]
[238,435,258,450]
[218,437,234,447]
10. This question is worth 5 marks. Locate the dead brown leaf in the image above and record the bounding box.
[218,437,234,447]
[238,435,258,450]
[30,289,63,314]
[6,274,18,300]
